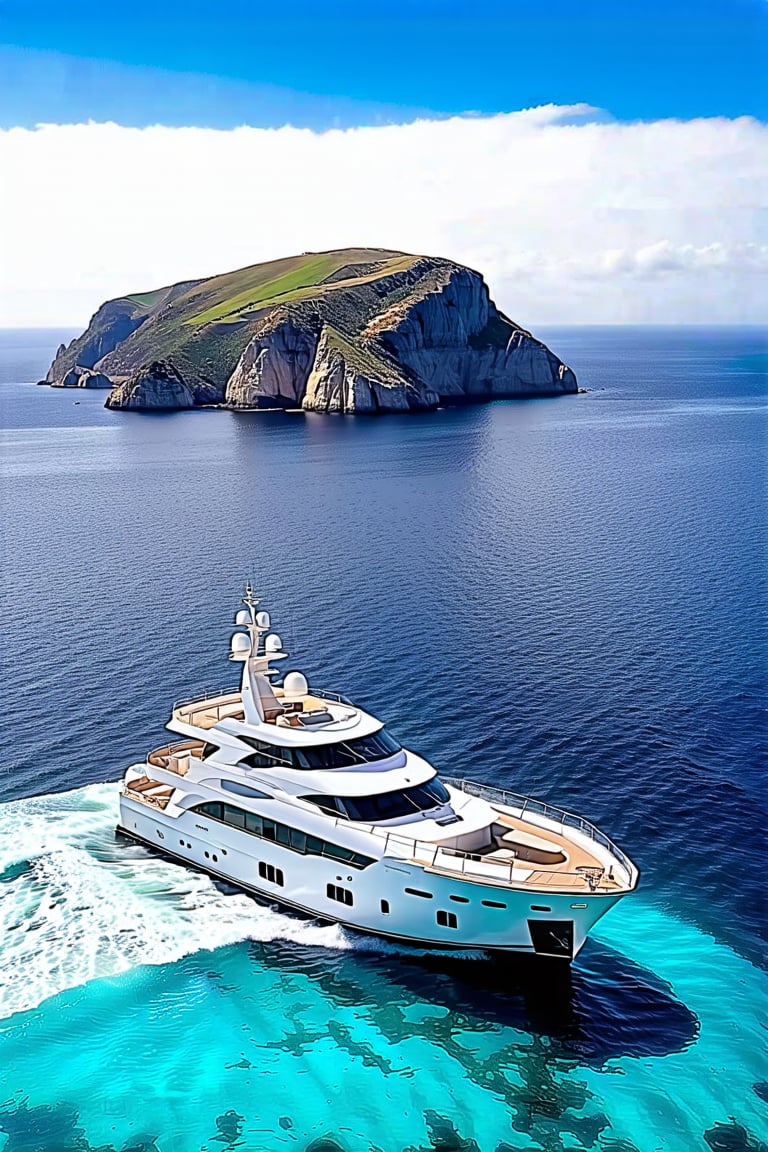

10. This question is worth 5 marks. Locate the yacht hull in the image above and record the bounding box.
[118,794,625,960]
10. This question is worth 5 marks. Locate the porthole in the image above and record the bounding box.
[449,895,469,903]
[404,888,433,899]
[157,831,164,840]
[481,899,506,909]
[179,839,185,846]
[204,851,210,859]
[212,854,218,863]
[530,905,551,912]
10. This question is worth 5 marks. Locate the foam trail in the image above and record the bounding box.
[0,783,478,1019]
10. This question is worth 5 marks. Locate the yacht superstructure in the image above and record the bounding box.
[117,586,639,961]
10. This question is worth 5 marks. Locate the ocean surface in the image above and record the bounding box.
[0,325,765,1152]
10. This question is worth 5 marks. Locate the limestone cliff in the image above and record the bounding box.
[104,361,195,411]
[41,249,577,414]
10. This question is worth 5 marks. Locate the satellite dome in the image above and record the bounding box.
[265,633,282,653]
[283,671,308,699]
[234,610,250,626]
[230,632,250,659]
[256,610,271,629]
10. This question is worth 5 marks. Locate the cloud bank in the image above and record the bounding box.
[1,105,765,326]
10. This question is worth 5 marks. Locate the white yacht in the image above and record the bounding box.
[118,586,639,961]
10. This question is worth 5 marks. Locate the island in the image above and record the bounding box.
[41,248,577,413]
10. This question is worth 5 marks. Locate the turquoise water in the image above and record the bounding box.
[1,327,766,1151]
[0,785,765,1152]
[0,785,766,1152]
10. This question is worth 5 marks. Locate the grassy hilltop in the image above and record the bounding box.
[48,248,418,387]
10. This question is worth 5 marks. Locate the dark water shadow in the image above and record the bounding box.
[245,930,698,1068]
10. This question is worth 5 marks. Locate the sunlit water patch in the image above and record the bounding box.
[0,784,765,1152]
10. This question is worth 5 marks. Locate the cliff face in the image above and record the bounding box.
[367,266,577,398]
[104,361,195,411]
[41,249,577,414]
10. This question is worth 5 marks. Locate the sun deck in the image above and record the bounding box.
[123,776,175,809]
[172,687,341,730]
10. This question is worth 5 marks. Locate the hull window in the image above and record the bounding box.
[327,883,353,907]
[191,802,374,868]
[223,804,246,829]
[482,900,507,909]
[449,895,470,903]
[380,899,390,914]
[436,910,458,929]
[404,888,433,899]
[259,862,284,887]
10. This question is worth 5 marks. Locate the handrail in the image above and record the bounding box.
[318,777,635,890]
[173,686,241,711]
[173,685,354,711]
[321,818,627,893]
[311,688,355,706]
[441,776,635,879]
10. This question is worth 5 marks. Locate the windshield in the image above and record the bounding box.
[303,778,451,822]
[240,728,402,770]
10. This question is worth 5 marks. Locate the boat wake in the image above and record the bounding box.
[0,782,481,1020]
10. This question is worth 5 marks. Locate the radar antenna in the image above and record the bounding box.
[231,584,289,724]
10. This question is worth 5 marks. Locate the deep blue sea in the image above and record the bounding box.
[0,326,766,1152]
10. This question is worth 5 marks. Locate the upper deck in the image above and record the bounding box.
[171,685,373,739]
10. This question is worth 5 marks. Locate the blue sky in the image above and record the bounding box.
[1,1,765,326]
[0,0,765,129]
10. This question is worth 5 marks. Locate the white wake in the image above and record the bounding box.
[0,782,481,1020]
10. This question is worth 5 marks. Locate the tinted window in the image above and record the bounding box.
[200,801,222,820]
[223,804,245,829]
[303,777,451,823]
[190,803,374,868]
[240,728,401,771]
[245,811,263,835]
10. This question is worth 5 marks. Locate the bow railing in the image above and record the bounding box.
[442,776,636,883]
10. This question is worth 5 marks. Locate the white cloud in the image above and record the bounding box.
[0,106,765,326]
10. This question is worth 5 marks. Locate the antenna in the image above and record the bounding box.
[242,581,260,613]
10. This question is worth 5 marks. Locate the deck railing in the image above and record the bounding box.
[442,776,636,881]
[172,685,353,713]
[311,688,355,706]
[325,812,629,893]
[173,685,241,712]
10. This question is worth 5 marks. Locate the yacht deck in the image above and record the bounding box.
[123,776,174,809]
[172,688,334,730]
